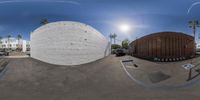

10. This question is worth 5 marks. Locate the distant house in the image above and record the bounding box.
[0,37,30,52]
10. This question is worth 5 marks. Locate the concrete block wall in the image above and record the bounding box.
[31,21,111,65]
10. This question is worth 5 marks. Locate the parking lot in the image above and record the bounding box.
[0,55,200,100]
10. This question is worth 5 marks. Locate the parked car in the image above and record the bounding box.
[115,48,126,56]
[0,49,10,56]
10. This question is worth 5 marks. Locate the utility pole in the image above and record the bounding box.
[189,20,200,57]
[189,20,200,42]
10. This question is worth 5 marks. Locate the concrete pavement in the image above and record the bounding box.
[0,55,199,100]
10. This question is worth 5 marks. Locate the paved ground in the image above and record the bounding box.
[0,51,29,58]
[9,51,29,56]
[0,55,200,100]
[122,56,200,88]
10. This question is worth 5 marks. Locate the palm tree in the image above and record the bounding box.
[7,35,11,49]
[40,18,49,25]
[113,33,117,44]
[189,20,200,41]
[17,34,22,51]
[109,33,117,44]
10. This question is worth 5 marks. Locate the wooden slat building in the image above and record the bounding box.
[129,32,195,61]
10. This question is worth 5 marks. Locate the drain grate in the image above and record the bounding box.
[148,71,171,83]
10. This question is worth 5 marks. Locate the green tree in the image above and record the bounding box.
[121,39,129,49]
[40,18,49,25]
[111,44,121,50]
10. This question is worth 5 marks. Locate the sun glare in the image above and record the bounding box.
[119,24,131,33]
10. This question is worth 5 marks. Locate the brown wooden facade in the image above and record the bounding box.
[129,32,195,61]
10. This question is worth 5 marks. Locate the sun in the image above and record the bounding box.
[119,24,131,33]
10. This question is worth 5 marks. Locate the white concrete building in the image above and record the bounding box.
[31,21,111,65]
[0,37,30,52]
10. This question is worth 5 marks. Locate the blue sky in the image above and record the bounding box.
[0,0,199,43]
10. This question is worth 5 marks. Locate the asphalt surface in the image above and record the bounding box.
[0,55,200,100]
[121,56,200,89]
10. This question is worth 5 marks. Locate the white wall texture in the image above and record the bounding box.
[31,21,111,65]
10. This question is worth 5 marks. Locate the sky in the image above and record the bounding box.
[0,0,200,43]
